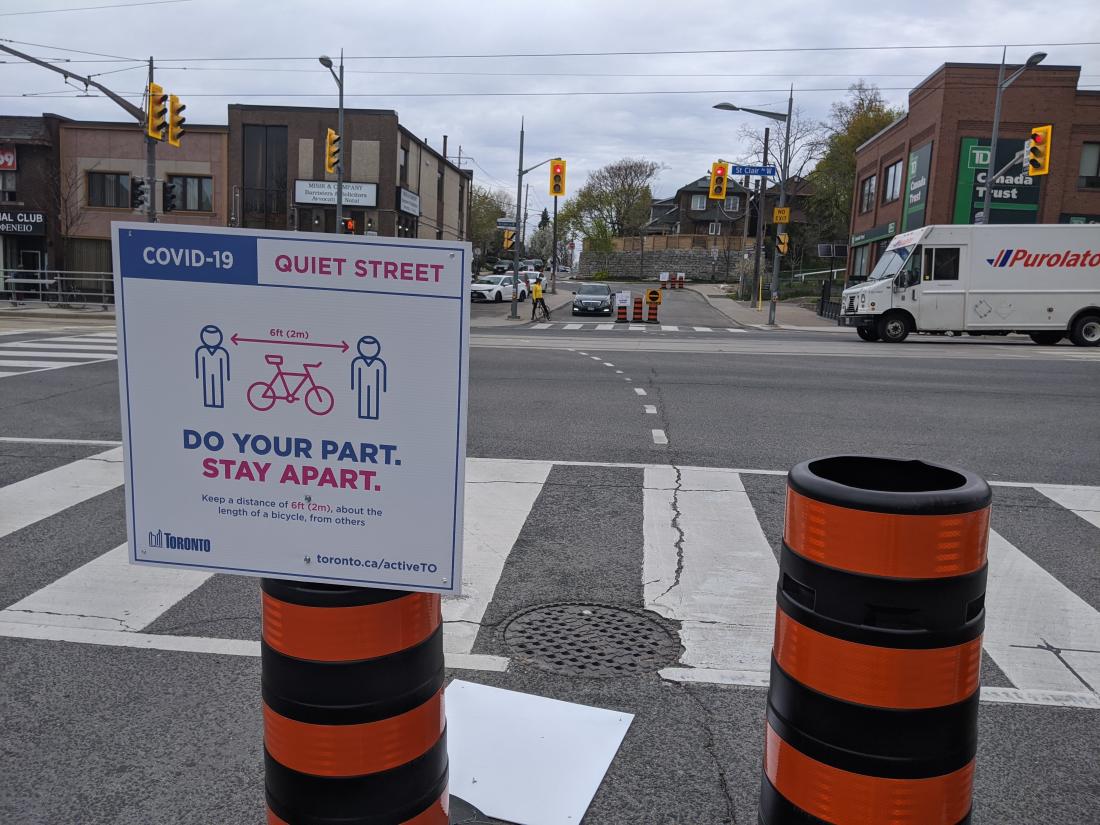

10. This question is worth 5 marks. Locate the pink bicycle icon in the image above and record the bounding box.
[247,354,334,416]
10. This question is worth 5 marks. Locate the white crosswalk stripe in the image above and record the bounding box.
[523,322,749,333]
[0,332,118,379]
[1,451,1098,707]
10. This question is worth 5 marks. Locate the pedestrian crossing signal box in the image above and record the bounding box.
[646,288,663,305]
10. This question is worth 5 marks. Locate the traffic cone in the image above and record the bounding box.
[262,580,448,825]
[760,456,990,825]
[647,302,659,324]
[616,302,628,323]
[632,297,644,322]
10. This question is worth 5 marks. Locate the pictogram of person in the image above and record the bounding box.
[351,335,387,420]
[195,324,230,408]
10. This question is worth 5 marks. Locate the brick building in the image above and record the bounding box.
[227,105,471,242]
[848,62,1100,281]
[0,115,62,274]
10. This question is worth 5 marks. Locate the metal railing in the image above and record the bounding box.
[1,269,114,310]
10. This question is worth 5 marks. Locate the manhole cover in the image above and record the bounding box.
[501,602,680,677]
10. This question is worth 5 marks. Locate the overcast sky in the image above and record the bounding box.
[3,0,1099,216]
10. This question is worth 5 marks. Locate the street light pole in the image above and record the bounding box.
[767,85,794,325]
[512,118,524,320]
[981,48,1046,225]
[319,51,346,233]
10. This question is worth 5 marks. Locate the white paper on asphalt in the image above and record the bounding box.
[112,222,471,594]
[445,679,633,825]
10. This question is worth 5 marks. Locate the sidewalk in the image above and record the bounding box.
[470,290,574,328]
[688,283,846,332]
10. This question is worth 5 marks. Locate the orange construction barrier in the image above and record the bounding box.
[262,579,448,825]
[616,301,628,323]
[677,273,685,289]
[760,456,990,825]
[646,302,659,324]
[632,297,644,322]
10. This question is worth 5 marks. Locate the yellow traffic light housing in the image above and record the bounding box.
[146,82,168,141]
[776,233,790,255]
[1027,124,1052,176]
[708,161,729,200]
[502,229,515,251]
[324,128,341,175]
[549,159,567,197]
[167,94,186,148]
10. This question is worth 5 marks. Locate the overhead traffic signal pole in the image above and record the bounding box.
[145,59,158,222]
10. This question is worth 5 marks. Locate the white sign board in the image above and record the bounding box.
[615,290,631,307]
[294,180,378,207]
[400,187,421,215]
[112,222,470,594]
[659,271,670,282]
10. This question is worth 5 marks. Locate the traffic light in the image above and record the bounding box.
[708,161,729,200]
[324,128,341,175]
[776,233,789,255]
[503,229,515,251]
[131,176,149,210]
[167,94,186,148]
[163,180,179,213]
[146,82,168,141]
[549,158,567,197]
[1026,124,1052,176]
[342,217,355,233]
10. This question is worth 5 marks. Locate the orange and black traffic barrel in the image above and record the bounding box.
[616,300,629,323]
[761,455,990,825]
[632,297,644,322]
[261,578,448,825]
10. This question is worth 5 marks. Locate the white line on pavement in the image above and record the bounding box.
[726,328,747,333]
[565,324,583,330]
[532,323,552,330]
[603,362,615,367]
[1034,485,1100,531]
[596,324,615,331]
[983,529,1100,694]
[644,405,657,414]
[590,356,601,360]
[615,370,623,374]
[693,327,712,332]
[628,325,647,331]
[0,350,115,360]
[577,351,588,355]
[634,387,647,395]
[0,437,122,446]
[3,342,117,351]
[0,359,85,369]
[0,447,123,539]
[651,429,668,445]
[661,326,680,332]
[644,467,776,682]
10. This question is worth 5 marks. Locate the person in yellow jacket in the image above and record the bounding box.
[530,277,550,320]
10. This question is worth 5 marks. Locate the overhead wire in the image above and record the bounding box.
[0,0,190,16]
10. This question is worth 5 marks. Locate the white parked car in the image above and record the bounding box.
[471,275,527,303]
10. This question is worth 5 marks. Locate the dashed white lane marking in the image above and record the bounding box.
[661,325,680,332]
[577,351,588,355]
[628,325,646,331]
[624,378,632,382]
[1035,485,1100,531]
[644,405,657,414]
[565,324,583,330]
[634,388,647,396]
[532,323,552,330]
[590,356,601,360]
[596,324,615,331]
[651,429,668,445]
[693,327,712,332]
[615,370,623,374]
[603,362,615,367]
[726,328,747,333]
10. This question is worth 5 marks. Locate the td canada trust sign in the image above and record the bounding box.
[113,222,471,594]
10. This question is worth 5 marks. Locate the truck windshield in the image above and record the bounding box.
[868,245,915,280]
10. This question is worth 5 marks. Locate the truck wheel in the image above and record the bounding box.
[877,313,911,343]
[856,327,880,342]
[1069,314,1100,347]
[1029,332,1063,346]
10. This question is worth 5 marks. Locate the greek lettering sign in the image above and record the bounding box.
[112,222,470,594]
[902,141,932,231]
[294,180,378,207]
[953,137,1040,225]
[0,210,45,236]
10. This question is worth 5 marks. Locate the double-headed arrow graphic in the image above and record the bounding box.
[231,333,349,353]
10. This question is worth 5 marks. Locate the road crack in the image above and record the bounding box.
[681,683,737,824]
[656,465,686,602]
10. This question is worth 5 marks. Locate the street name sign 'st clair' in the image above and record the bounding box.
[112,222,471,594]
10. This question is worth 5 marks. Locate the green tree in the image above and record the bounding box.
[558,157,661,244]
[808,82,904,242]
[527,224,553,261]
[468,185,515,266]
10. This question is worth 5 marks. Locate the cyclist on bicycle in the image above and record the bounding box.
[530,276,550,321]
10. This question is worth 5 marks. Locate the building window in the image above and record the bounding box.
[0,170,15,202]
[397,213,417,237]
[242,124,287,230]
[399,147,408,185]
[690,194,706,211]
[87,171,131,208]
[707,222,721,236]
[724,195,739,212]
[168,175,213,212]
[852,244,870,279]
[858,175,876,214]
[1079,142,1100,188]
[882,160,903,203]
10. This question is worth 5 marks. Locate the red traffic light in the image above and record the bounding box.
[1031,132,1045,144]
[715,166,725,176]
[553,164,563,174]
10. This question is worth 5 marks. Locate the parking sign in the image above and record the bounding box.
[112,223,471,594]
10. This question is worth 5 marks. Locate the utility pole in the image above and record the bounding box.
[521,183,530,255]
[752,128,770,310]
[741,174,751,298]
[551,195,558,294]
[336,50,345,232]
[768,85,794,325]
[145,57,157,223]
[511,119,524,319]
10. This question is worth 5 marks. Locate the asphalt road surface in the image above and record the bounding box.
[1,305,1098,825]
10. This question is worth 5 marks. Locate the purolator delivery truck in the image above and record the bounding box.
[838,224,1100,346]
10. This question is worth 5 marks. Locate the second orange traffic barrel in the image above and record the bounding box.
[761,455,991,825]
[261,578,448,825]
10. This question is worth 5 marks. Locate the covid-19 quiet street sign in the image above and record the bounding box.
[112,222,471,594]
